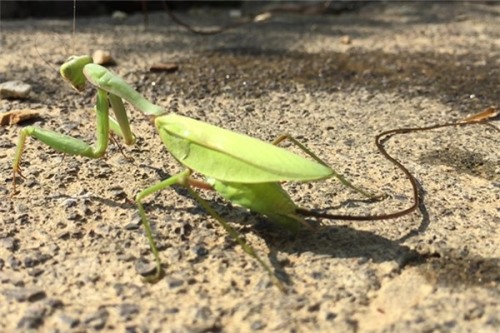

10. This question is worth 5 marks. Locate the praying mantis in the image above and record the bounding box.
[11,55,498,290]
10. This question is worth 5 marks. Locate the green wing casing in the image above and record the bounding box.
[156,114,333,183]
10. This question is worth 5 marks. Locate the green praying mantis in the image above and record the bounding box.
[11,55,498,290]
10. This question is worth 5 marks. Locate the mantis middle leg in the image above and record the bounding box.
[135,169,284,290]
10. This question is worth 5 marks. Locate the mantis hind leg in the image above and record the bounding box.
[135,169,284,290]
[271,134,382,200]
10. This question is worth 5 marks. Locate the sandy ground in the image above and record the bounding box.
[0,2,499,332]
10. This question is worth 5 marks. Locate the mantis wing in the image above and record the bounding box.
[156,114,333,183]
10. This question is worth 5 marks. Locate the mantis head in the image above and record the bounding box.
[60,55,93,92]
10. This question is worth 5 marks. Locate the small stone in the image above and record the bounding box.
[3,288,47,302]
[118,303,139,320]
[116,253,135,262]
[340,35,351,45]
[124,222,140,230]
[307,303,320,312]
[0,109,39,125]
[149,63,179,73]
[108,186,127,199]
[251,320,266,330]
[17,314,44,329]
[93,50,116,66]
[125,326,138,333]
[8,256,22,269]
[112,10,127,20]
[27,268,44,277]
[14,203,29,214]
[61,198,77,209]
[193,245,208,258]
[164,308,179,314]
[164,247,182,263]
[57,314,80,329]
[0,271,24,286]
[254,12,272,22]
[93,224,111,237]
[229,9,242,18]
[84,308,109,330]
[23,251,51,268]
[166,277,184,289]
[464,301,484,320]
[0,81,31,99]
[134,258,157,276]
[194,306,212,321]
[0,237,17,251]
[326,312,337,320]
[128,211,142,229]
[45,298,64,310]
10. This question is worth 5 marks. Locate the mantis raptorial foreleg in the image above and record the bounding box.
[12,56,137,193]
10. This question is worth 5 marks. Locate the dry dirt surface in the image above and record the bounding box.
[1,3,499,333]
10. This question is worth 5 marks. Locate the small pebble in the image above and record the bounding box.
[229,9,242,18]
[118,303,139,320]
[149,63,179,73]
[3,287,47,302]
[0,237,17,251]
[128,211,142,228]
[251,320,266,331]
[93,224,111,237]
[92,50,116,66]
[45,298,64,310]
[134,258,157,276]
[108,186,127,199]
[17,314,44,329]
[14,203,29,214]
[464,301,484,320]
[193,245,209,258]
[112,10,127,20]
[84,308,109,330]
[8,256,22,270]
[23,251,51,268]
[61,198,77,209]
[0,81,31,99]
[124,222,140,230]
[0,109,39,125]
[340,35,352,45]
[166,277,184,289]
[0,271,24,286]
[57,314,80,329]
[27,268,44,277]
[125,326,138,333]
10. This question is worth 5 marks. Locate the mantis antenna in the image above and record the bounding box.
[297,110,499,221]
[72,0,76,54]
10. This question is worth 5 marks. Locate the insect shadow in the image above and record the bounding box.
[138,165,429,285]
